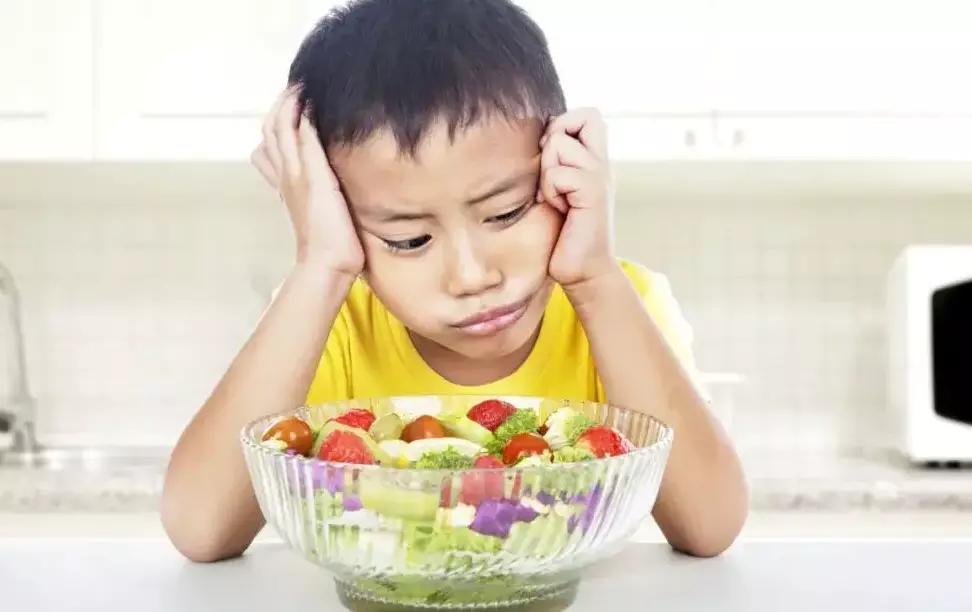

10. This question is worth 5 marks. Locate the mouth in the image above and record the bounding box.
[451,294,533,336]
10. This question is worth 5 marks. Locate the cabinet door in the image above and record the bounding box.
[94,0,332,160]
[712,115,972,160]
[712,0,972,115]
[517,0,715,115]
[0,0,93,160]
[607,115,717,160]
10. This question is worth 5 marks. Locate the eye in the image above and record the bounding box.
[487,201,533,225]
[382,235,431,253]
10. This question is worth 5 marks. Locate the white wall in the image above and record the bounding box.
[3,162,971,455]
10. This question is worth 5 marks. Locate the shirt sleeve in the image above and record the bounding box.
[305,306,353,405]
[594,260,705,402]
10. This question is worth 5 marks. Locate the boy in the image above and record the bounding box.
[161,0,747,562]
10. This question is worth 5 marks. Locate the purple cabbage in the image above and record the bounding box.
[469,498,539,538]
[311,464,346,494]
[535,491,556,506]
[342,494,363,511]
[567,484,604,534]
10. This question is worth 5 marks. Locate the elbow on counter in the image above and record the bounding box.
[159,484,252,564]
[671,487,750,558]
[665,479,749,558]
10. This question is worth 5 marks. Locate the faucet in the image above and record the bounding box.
[0,262,39,455]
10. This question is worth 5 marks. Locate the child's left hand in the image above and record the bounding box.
[538,108,617,289]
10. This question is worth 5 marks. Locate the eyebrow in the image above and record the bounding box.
[362,167,536,223]
[465,168,536,205]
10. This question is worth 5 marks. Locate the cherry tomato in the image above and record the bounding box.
[502,433,550,466]
[261,417,314,456]
[400,415,446,442]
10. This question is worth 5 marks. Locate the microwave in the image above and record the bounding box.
[888,245,972,463]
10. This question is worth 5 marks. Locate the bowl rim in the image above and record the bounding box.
[240,394,674,475]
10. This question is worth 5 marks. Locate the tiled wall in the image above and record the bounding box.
[1,164,292,446]
[3,162,972,455]
[613,163,972,457]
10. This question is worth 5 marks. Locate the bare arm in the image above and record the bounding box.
[160,265,353,561]
[565,268,748,557]
[161,89,364,562]
[537,108,747,557]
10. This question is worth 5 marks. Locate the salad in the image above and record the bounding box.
[257,397,638,607]
[260,397,634,468]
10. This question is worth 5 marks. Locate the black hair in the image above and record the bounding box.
[288,0,566,156]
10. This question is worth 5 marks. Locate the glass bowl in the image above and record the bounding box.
[241,395,673,610]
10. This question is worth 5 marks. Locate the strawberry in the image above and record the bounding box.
[459,455,505,506]
[316,430,376,464]
[467,399,517,432]
[575,425,633,458]
[331,408,376,431]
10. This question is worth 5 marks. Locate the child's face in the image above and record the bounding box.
[329,116,562,361]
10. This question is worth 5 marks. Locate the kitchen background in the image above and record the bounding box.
[2,0,971,537]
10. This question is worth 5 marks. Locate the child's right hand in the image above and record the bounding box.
[250,88,364,276]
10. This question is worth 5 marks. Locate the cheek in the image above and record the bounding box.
[506,204,562,264]
[360,243,441,326]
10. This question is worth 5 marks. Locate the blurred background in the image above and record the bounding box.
[2,0,971,540]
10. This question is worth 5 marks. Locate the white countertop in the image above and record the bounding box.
[5,450,972,513]
[1,538,969,611]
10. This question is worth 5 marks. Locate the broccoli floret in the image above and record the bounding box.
[484,409,538,455]
[543,408,597,450]
[552,446,596,463]
[413,448,475,469]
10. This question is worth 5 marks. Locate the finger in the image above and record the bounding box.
[542,108,608,159]
[537,137,568,211]
[541,165,598,212]
[274,92,302,179]
[541,131,600,171]
[250,145,279,190]
[540,165,586,213]
[297,117,340,191]
[261,91,290,174]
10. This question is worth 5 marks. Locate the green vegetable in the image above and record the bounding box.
[405,522,502,555]
[359,479,439,521]
[552,445,596,463]
[542,407,597,449]
[439,413,495,447]
[561,413,597,446]
[504,513,570,557]
[484,409,538,455]
[314,489,345,519]
[413,448,475,469]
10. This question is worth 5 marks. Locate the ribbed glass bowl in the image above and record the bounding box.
[241,395,673,611]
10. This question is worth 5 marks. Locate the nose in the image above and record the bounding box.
[444,233,502,298]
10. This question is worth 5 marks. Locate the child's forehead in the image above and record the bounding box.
[331,117,542,206]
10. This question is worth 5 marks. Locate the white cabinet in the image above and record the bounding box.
[704,0,972,160]
[519,0,714,115]
[711,0,972,115]
[525,0,972,161]
[3,0,971,161]
[607,115,717,161]
[93,0,335,160]
[711,116,972,160]
[0,0,93,160]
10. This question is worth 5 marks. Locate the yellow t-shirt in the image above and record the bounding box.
[304,258,697,405]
